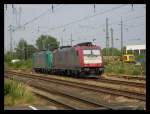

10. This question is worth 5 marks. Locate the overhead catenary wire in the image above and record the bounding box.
[12,5,145,42]
[69,21,145,46]
[35,4,129,35]
[46,4,128,30]
[6,4,144,33]
[11,4,65,32]
[25,4,143,36]
[37,13,144,38]
[75,5,145,30]
[5,4,145,54]
[56,15,145,41]
[40,14,145,40]
[72,15,145,37]
[6,4,65,53]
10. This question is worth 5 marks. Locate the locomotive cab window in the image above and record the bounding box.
[83,49,100,56]
[92,50,100,56]
[83,50,91,55]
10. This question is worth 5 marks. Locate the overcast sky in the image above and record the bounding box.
[4,4,146,52]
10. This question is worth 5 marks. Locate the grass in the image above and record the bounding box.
[136,105,145,110]
[4,78,35,106]
[5,59,32,70]
[104,60,146,76]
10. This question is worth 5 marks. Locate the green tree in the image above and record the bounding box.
[26,44,37,59]
[36,35,59,51]
[15,39,37,60]
[102,48,121,56]
[15,39,27,60]
[123,46,126,54]
[4,51,12,62]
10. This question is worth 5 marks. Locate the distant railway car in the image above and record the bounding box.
[32,50,53,72]
[122,54,135,63]
[53,42,104,77]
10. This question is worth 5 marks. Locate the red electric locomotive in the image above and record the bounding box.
[53,42,104,78]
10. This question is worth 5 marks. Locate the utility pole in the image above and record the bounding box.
[94,4,96,13]
[26,46,29,59]
[70,33,73,46]
[62,28,65,46]
[13,41,16,58]
[24,42,25,60]
[38,26,40,32]
[121,17,123,57]
[61,37,63,46]
[120,17,124,65]
[106,17,109,62]
[18,7,22,27]
[42,39,45,50]
[52,4,54,13]
[110,28,114,57]
[8,25,13,59]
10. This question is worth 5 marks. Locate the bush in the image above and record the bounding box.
[23,59,32,69]
[132,70,140,75]
[105,65,113,73]
[132,66,141,75]
[117,68,125,74]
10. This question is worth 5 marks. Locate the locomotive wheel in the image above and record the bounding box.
[73,71,79,78]
[67,70,71,76]
[79,72,85,77]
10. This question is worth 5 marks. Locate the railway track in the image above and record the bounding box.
[7,68,146,81]
[105,74,146,81]
[90,78,145,88]
[5,70,146,101]
[5,69,145,88]
[5,76,119,110]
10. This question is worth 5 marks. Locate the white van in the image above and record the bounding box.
[11,59,20,63]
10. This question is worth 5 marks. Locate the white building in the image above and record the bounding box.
[126,44,146,55]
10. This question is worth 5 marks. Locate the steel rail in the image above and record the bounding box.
[5,69,145,87]
[105,74,145,81]
[5,75,112,110]
[5,71,145,101]
[92,78,145,88]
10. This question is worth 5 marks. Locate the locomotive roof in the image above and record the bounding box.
[74,42,93,47]
[59,46,72,49]
[34,50,52,54]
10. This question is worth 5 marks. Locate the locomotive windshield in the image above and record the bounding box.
[92,50,100,55]
[83,49,102,64]
[83,49,100,56]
